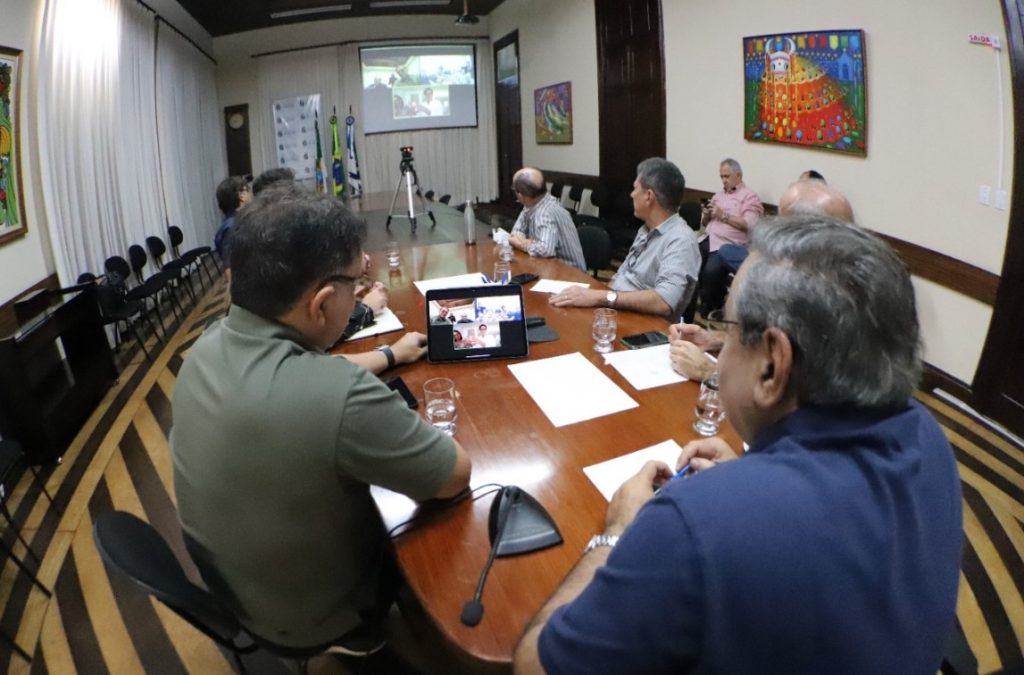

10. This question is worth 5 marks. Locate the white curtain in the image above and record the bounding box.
[254,39,499,204]
[36,0,167,284]
[156,23,225,261]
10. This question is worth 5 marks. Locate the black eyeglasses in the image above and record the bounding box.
[700,309,741,331]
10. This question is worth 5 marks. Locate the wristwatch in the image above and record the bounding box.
[583,533,620,554]
[376,344,396,369]
[605,291,618,307]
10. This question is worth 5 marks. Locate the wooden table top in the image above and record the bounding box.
[334,242,740,670]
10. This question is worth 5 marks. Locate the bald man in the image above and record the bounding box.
[672,180,855,380]
[508,168,587,271]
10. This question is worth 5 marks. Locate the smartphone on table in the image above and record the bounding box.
[621,331,669,350]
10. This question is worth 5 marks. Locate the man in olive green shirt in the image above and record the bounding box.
[171,184,472,650]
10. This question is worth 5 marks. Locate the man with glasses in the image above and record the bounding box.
[515,215,961,674]
[550,158,700,318]
[213,175,252,268]
[508,167,587,272]
[171,184,472,655]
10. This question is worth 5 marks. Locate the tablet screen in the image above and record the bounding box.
[426,285,529,363]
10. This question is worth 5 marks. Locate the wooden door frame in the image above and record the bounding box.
[494,30,522,206]
[973,0,1024,435]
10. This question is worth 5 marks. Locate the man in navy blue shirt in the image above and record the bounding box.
[514,215,963,674]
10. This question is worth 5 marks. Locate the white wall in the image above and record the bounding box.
[489,0,599,173]
[0,0,53,305]
[487,0,1012,385]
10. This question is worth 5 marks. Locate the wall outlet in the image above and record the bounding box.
[996,190,1008,210]
[979,184,992,205]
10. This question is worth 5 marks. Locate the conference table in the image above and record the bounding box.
[334,241,741,672]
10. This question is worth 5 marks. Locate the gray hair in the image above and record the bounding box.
[721,158,742,176]
[636,158,685,212]
[733,215,921,408]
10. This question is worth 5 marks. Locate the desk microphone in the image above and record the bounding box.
[460,487,513,627]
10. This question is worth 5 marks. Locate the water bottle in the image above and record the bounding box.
[464,200,476,245]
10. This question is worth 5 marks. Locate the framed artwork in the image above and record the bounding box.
[743,30,867,156]
[0,45,27,245]
[534,81,572,144]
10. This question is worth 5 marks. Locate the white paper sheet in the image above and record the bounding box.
[413,273,490,295]
[346,307,404,341]
[602,343,687,390]
[530,279,591,294]
[583,439,684,501]
[507,352,638,427]
[492,228,511,245]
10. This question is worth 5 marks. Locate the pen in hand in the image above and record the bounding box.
[654,464,690,494]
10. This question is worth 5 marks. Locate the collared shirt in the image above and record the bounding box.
[610,213,701,318]
[707,182,764,251]
[539,401,962,674]
[511,193,587,271]
[171,305,456,647]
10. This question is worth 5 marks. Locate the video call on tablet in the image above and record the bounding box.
[425,285,529,363]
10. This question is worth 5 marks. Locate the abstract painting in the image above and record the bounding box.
[743,30,867,156]
[0,45,26,245]
[535,81,572,145]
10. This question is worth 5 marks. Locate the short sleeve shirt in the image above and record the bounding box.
[610,213,701,318]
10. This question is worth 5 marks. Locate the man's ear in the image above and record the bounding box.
[306,284,336,328]
[752,326,794,408]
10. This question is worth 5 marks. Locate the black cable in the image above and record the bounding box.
[386,483,504,539]
[460,486,512,627]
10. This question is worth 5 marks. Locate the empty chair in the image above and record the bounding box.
[550,181,565,203]
[147,235,197,305]
[169,225,220,286]
[424,190,435,201]
[93,511,378,674]
[577,224,612,278]
[566,184,584,216]
[95,280,157,361]
[107,255,167,342]
[439,194,452,205]
[131,243,183,324]
[0,440,54,597]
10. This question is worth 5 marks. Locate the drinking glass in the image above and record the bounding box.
[493,259,512,284]
[693,370,726,436]
[386,240,401,270]
[592,308,617,354]
[498,242,514,262]
[424,377,458,436]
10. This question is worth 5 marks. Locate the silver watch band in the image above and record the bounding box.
[584,534,620,554]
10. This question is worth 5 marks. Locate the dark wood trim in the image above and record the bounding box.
[0,274,61,337]
[921,363,975,406]
[873,234,1000,307]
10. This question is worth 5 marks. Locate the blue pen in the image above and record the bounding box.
[655,464,690,494]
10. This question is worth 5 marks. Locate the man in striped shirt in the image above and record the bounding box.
[509,167,587,272]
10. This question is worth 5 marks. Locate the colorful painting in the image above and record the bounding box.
[0,45,26,245]
[743,30,867,156]
[535,81,572,145]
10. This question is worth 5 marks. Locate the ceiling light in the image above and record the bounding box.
[270,4,352,20]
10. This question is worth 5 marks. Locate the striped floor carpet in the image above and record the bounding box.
[1,276,1022,674]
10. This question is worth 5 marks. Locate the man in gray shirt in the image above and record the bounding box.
[550,158,700,318]
[509,167,587,272]
[171,184,472,652]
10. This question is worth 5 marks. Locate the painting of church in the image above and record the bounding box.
[744,30,866,156]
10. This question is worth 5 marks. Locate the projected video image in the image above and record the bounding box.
[360,45,478,133]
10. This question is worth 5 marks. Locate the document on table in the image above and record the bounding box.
[413,273,489,295]
[508,352,638,427]
[583,439,684,501]
[530,279,590,294]
[602,343,687,390]
[346,307,404,341]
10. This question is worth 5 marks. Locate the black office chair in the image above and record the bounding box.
[95,280,157,361]
[424,190,435,201]
[549,181,565,204]
[168,225,219,286]
[93,511,379,675]
[130,244,184,325]
[105,256,166,343]
[679,202,703,231]
[577,225,612,279]
[565,184,584,217]
[146,235,197,305]
[439,194,452,205]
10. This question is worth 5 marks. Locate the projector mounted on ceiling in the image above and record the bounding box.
[455,0,479,24]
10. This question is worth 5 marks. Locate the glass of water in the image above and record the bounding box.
[693,370,726,436]
[424,377,458,436]
[592,308,617,353]
[386,240,401,270]
[493,259,511,284]
[498,242,514,262]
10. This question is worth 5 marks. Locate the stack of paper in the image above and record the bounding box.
[583,439,684,501]
[530,279,590,294]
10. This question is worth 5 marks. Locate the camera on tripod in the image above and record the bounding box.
[387,145,435,232]
[400,145,414,162]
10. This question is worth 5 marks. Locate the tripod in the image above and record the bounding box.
[386,157,436,233]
